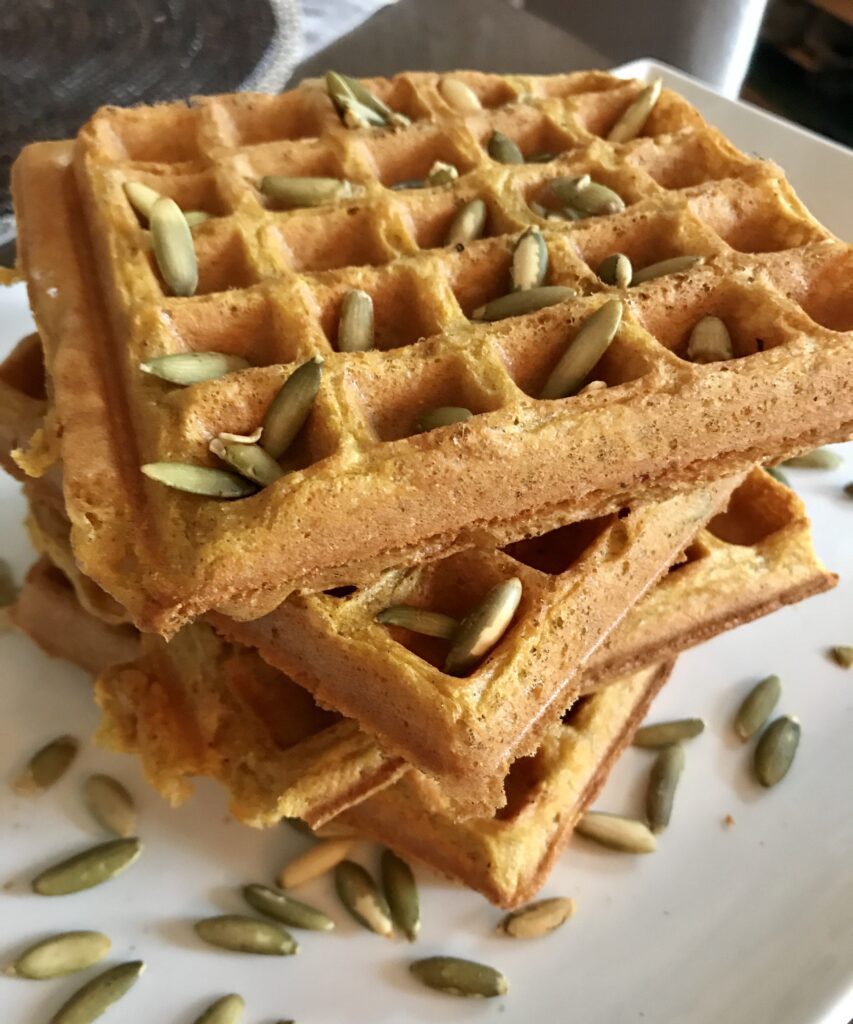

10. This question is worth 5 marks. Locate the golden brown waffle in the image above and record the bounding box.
[11,72,853,634]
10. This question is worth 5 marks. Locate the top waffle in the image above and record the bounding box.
[12,70,853,633]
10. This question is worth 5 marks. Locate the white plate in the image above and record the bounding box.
[1,60,852,1024]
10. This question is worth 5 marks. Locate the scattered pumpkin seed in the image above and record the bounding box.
[540,298,622,400]
[631,254,703,285]
[416,406,473,432]
[48,960,144,1024]
[766,466,790,487]
[82,775,136,838]
[607,78,663,143]
[753,715,800,788]
[686,315,734,363]
[150,197,198,297]
[575,812,656,853]
[633,718,705,749]
[381,849,419,941]
[783,448,843,469]
[646,742,685,833]
[195,916,298,956]
[261,357,323,460]
[123,181,162,221]
[8,931,111,980]
[410,957,508,998]
[376,604,459,639]
[472,285,577,322]
[597,252,633,288]
[487,131,523,165]
[192,994,244,1024]
[444,577,522,676]
[497,897,576,939]
[243,883,335,931]
[445,199,487,245]
[734,675,781,741]
[33,838,143,896]
[511,226,548,291]
[325,71,387,127]
[210,440,283,487]
[438,78,482,112]
[426,161,459,186]
[830,646,853,668]
[337,289,374,352]
[278,838,354,889]
[259,176,362,207]
[141,463,256,499]
[0,557,17,606]
[552,205,586,221]
[551,176,625,216]
[335,860,394,938]
[183,210,212,228]
[14,735,78,795]
[338,71,410,127]
[139,352,250,385]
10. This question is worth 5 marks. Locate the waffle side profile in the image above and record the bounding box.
[11,72,853,634]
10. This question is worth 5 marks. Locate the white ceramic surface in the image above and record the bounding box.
[1,61,852,1024]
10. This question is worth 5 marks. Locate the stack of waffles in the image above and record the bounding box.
[4,69,849,906]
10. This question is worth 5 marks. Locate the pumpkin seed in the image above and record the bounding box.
[376,604,459,639]
[551,176,625,216]
[753,715,800,788]
[259,176,362,208]
[8,931,111,980]
[82,775,136,838]
[335,860,393,938]
[48,960,144,1024]
[416,406,473,432]
[551,205,585,222]
[487,131,523,165]
[766,466,790,487]
[150,197,197,297]
[33,838,143,896]
[438,78,482,112]
[631,254,703,285]
[218,427,264,445]
[123,181,162,222]
[192,994,244,1024]
[686,315,734,364]
[540,298,622,399]
[278,838,354,889]
[337,289,374,352]
[444,577,522,676]
[575,812,656,853]
[339,72,410,127]
[141,463,256,499]
[597,253,632,288]
[830,646,853,668]
[784,448,843,469]
[633,718,705,749]
[607,78,663,143]
[426,161,459,186]
[497,897,576,939]
[409,957,508,998]
[139,352,250,385]
[194,916,298,956]
[445,199,487,245]
[210,440,283,487]
[472,285,576,321]
[14,735,78,795]
[390,178,425,191]
[261,357,323,459]
[325,71,387,127]
[183,210,212,228]
[243,883,335,931]
[527,152,556,163]
[646,742,685,833]
[734,675,781,741]
[511,227,548,291]
[381,849,419,941]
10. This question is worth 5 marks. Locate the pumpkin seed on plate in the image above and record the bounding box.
[195,916,298,956]
[633,718,705,749]
[497,896,576,939]
[8,931,111,980]
[192,994,244,1024]
[381,849,420,941]
[783,448,843,469]
[82,775,136,838]
[753,716,800,787]
[444,577,522,676]
[575,812,656,853]
[646,742,685,833]
[49,960,144,1024]
[607,78,663,143]
[243,883,335,931]
[278,837,354,889]
[141,463,256,499]
[734,675,781,741]
[33,838,143,896]
[540,299,622,400]
[335,860,394,937]
[830,646,853,668]
[14,735,78,795]
[261,357,323,460]
[766,466,790,487]
[140,352,249,385]
[410,957,508,998]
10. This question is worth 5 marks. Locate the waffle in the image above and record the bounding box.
[11,72,853,635]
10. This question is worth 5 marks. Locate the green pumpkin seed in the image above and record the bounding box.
[192,994,244,1024]
[444,577,522,676]
[686,315,734,364]
[381,849,419,941]
[243,883,335,931]
[472,285,576,321]
[551,176,625,216]
[753,715,800,788]
[210,440,283,487]
[33,838,143,896]
[597,253,633,288]
[261,357,323,459]
[140,352,250,385]
[766,466,790,487]
[390,178,425,191]
[8,931,111,980]
[339,72,410,127]
[409,957,508,998]
[416,406,473,432]
[540,298,622,400]
[0,557,17,606]
[335,860,393,937]
[325,71,387,127]
[14,735,78,795]
[497,897,576,939]
[123,181,162,222]
[49,960,144,1024]
[575,812,656,853]
[426,161,459,186]
[438,78,482,112]
[734,675,781,741]
[183,210,212,228]
[607,78,663,143]
[337,289,374,352]
[784,448,843,469]
[150,197,197,297]
[830,646,853,668]
[445,199,487,246]
[633,718,705,749]
[511,227,548,291]
[82,775,136,838]
[376,604,459,639]
[259,176,362,207]
[631,254,703,285]
[646,742,685,833]
[527,152,557,163]
[487,131,523,165]
[195,916,298,956]
[278,838,354,889]
[141,463,256,499]
[551,205,585,222]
